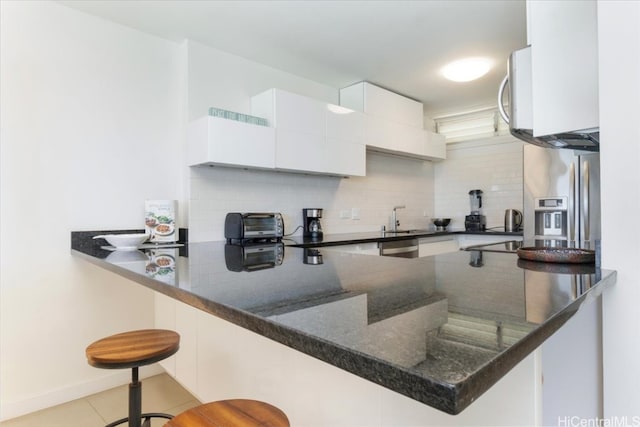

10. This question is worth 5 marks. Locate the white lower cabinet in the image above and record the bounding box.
[156,295,540,426]
[321,242,380,255]
[457,234,522,249]
[174,301,199,396]
[154,293,177,377]
[418,236,459,257]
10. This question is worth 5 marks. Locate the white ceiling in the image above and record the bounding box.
[58,0,527,117]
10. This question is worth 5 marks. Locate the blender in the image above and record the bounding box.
[465,189,486,231]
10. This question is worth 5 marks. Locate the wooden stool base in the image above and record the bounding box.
[164,399,290,427]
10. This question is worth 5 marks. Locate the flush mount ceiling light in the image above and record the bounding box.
[441,57,493,82]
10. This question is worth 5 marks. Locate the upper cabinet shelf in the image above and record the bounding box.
[340,82,446,161]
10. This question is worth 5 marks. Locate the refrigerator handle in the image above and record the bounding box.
[569,162,576,243]
[583,159,590,242]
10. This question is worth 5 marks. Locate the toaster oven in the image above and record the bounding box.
[224,212,284,243]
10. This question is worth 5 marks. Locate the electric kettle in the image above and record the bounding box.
[504,209,523,232]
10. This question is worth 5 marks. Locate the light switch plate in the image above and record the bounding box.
[351,208,360,220]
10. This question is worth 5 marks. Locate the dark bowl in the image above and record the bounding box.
[432,218,451,227]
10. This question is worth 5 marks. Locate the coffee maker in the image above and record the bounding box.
[303,208,323,239]
[465,189,486,231]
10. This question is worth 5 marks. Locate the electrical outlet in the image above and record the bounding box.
[340,210,350,219]
[351,208,360,220]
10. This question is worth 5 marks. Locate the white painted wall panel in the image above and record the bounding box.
[0,1,184,419]
[598,0,640,420]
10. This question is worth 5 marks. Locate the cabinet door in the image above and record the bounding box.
[326,138,366,177]
[326,108,366,176]
[326,106,365,143]
[274,90,325,134]
[396,125,425,155]
[174,301,199,397]
[154,293,176,376]
[418,238,459,257]
[188,116,276,169]
[528,0,599,135]
[322,242,380,255]
[275,130,326,173]
[424,131,446,160]
[340,82,424,127]
[364,117,398,151]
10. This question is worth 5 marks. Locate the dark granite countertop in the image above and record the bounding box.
[71,232,613,415]
[285,229,522,247]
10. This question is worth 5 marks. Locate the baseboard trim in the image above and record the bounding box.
[0,364,164,421]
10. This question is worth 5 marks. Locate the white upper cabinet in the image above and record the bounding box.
[188,116,276,169]
[340,82,445,161]
[528,0,599,136]
[340,81,424,127]
[251,89,366,176]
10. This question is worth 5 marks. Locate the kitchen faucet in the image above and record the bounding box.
[391,205,406,232]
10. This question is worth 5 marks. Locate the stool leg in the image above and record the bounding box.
[129,367,141,427]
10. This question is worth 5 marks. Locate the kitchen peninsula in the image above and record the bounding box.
[71,232,615,421]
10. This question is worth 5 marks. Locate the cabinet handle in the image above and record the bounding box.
[498,75,510,124]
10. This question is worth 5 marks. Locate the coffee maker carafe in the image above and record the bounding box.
[465,189,486,231]
[303,208,323,239]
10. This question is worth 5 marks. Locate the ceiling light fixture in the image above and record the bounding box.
[441,57,493,82]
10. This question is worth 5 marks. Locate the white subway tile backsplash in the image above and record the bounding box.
[434,137,524,230]
[189,137,523,241]
[189,152,435,241]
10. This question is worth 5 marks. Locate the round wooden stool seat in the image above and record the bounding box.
[164,399,290,427]
[86,329,180,369]
[86,329,181,427]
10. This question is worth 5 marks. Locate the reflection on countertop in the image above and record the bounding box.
[71,234,614,415]
[285,229,523,247]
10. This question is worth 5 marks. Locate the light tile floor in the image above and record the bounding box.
[0,374,200,427]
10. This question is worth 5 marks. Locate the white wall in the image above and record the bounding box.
[185,40,435,241]
[0,1,184,420]
[434,136,524,230]
[598,0,640,420]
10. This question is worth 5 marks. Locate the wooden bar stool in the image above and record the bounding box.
[164,399,290,427]
[86,329,180,427]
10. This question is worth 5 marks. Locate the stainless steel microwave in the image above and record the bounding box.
[498,46,599,152]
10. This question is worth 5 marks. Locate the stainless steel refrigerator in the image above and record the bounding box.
[523,144,601,248]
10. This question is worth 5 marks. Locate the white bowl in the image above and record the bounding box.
[93,233,149,250]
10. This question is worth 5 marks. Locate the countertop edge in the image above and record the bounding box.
[70,240,615,415]
[71,247,461,413]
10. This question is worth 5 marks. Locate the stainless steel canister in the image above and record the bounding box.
[504,209,523,232]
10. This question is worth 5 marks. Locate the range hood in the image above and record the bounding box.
[498,47,600,152]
